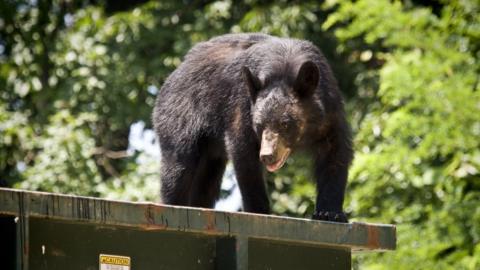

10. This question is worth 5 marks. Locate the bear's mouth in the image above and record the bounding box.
[265,148,291,172]
[260,129,291,172]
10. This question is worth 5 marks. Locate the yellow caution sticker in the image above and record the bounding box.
[99,254,131,270]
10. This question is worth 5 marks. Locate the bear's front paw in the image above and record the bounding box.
[312,211,348,223]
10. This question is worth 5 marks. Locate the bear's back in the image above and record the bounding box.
[184,33,272,66]
[157,33,277,101]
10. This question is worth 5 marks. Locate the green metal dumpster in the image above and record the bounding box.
[0,188,395,269]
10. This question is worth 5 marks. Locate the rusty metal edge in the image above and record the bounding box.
[0,188,396,252]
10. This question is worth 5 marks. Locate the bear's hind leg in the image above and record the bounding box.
[189,138,228,208]
[189,154,227,208]
[159,148,200,206]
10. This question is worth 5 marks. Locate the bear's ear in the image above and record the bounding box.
[242,66,262,101]
[294,61,319,98]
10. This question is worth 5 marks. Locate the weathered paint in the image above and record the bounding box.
[0,188,396,252]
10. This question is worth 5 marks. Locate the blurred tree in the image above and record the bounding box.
[0,0,230,191]
[323,0,480,268]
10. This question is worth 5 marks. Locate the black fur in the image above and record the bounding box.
[152,33,353,222]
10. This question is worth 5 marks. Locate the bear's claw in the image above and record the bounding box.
[312,211,348,223]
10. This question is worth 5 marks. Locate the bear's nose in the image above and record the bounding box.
[260,153,276,165]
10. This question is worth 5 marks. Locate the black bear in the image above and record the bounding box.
[152,33,353,222]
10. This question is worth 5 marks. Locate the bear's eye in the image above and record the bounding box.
[254,122,265,134]
[280,120,289,130]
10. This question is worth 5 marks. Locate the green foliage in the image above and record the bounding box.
[19,111,101,195]
[0,103,34,186]
[1,0,479,268]
[324,0,480,268]
[95,151,160,202]
[267,155,316,218]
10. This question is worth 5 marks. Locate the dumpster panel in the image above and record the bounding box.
[249,238,351,270]
[28,218,216,270]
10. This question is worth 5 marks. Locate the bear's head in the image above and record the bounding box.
[242,60,319,172]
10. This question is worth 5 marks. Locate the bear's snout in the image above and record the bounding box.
[260,153,276,166]
[260,129,291,172]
